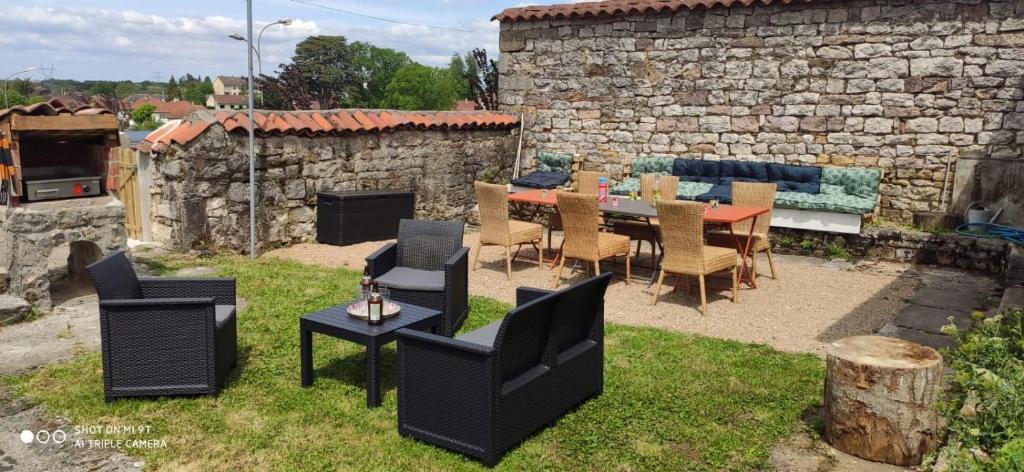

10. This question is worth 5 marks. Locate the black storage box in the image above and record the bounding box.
[316,190,415,246]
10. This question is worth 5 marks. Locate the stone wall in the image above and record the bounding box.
[497,0,1024,222]
[0,196,127,310]
[771,225,1010,274]
[149,126,516,252]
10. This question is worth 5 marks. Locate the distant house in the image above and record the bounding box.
[206,94,248,111]
[213,76,247,96]
[130,99,204,124]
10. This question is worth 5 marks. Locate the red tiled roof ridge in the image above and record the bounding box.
[493,0,814,22]
[0,98,113,122]
[139,108,521,153]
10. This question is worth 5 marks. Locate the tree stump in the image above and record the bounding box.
[824,336,944,466]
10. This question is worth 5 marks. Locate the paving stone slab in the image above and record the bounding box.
[894,304,972,335]
[909,287,986,312]
[1000,285,1024,313]
[0,295,30,325]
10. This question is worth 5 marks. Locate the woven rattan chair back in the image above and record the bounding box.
[474,181,512,246]
[657,200,706,272]
[576,170,608,195]
[640,174,680,202]
[556,192,600,260]
[731,182,776,235]
[396,219,465,271]
[493,292,559,383]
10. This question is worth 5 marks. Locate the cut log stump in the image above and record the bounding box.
[824,335,944,466]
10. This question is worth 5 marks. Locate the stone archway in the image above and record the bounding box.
[48,241,104,306]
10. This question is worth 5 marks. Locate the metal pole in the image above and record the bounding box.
[246,0,257,258]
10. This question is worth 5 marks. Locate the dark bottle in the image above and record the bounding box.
[360,266,373,301]
[367,290,384,326]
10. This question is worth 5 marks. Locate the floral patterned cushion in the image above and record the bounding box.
[775,191,877,214]
[819,183,846,196]
[821,167,881,199]
[676,181,715,199]
[611,177,640,196]
[536,150,573,175]
[631,157,674,177]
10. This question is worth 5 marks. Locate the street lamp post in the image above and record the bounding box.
[245,1,257,259]
[2,67,40,108]
[229,19,291,77]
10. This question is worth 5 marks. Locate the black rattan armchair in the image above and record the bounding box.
[395,273,611,467]
[367,219,468,337]
[85,251,237,402]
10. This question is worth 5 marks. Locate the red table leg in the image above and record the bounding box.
[729,215,759,289]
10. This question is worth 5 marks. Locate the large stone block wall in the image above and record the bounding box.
[498,0,1024,222]
[149,126,515,252]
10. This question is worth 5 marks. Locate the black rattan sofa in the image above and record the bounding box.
[85,251,237,402]
[367,219,469,337]
[395,273,612,467]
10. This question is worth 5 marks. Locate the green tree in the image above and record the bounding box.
[87,81,115,97]
[291,36,361,108]
[350,42,412,108]
[380,64,459,111]
[2,89,29,107]
[132,104,156,124]
[9,79,34,96]
[166,76,181,100]
[447,53,471,100]
[115,82,140,99]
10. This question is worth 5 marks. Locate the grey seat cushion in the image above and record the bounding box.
[455,319,503,347]
[375,267,445,292]
[215,305,236,330]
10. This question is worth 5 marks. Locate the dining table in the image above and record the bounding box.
[507,188,770,288]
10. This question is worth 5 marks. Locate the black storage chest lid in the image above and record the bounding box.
[317,190,414,201]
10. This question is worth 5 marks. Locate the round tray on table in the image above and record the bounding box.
[346,301,401,320]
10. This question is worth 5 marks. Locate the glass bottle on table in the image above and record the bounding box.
[653,174,662,203]
[367,283,384,326]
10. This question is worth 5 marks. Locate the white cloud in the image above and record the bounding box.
[0,4,501,81]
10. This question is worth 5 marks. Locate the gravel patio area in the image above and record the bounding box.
[262,230,944,355]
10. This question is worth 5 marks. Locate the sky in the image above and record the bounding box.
[0,0,583,82]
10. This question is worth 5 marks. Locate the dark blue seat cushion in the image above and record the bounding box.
[695,184,733,204]
[720,160,769,184]
[511,171,570,189]
[672,159,721,183]
[768,164,822,194]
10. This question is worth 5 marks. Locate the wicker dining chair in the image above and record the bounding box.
[473,181,544,278]
[652,200,738,314]
[707,182,778,279]
[549,170,610,253]
[613,174,680,260]
[553,192,631,288]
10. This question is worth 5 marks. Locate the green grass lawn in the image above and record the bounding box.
[4,256,824,471]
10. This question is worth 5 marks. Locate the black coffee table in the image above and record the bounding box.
[300,300,442,408]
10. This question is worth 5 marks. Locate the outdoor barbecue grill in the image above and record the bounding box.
[21,166,102,201]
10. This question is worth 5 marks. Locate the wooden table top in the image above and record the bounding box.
[507,189,768,224]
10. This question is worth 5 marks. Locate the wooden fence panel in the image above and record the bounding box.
[118,148,142,239]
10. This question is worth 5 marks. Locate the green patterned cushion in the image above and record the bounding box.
[676,181,715,200]
[821,167,881,199]
[611,177,639,196]
[775,191,876,214]
[819,183,845,196]
[536,150,573,175]
[631,156,674,177]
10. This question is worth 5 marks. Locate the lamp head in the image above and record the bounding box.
[279,19,293,26]
[228,33,246,41]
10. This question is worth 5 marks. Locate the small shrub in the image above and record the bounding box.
[824,241,852,261]
[932,309,1024,470]
[798,239,819,253]
[778,236,798,249]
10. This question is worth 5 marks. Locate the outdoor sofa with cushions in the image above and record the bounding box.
[395,272,612,467]
[85,251,237,402]
[612,157,881,234]
[367,219,469,337]
[510,150,572,189]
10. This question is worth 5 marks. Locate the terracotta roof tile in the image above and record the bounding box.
[139,109,520,153]
[0,98,115,122]
[493,0,814,22]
